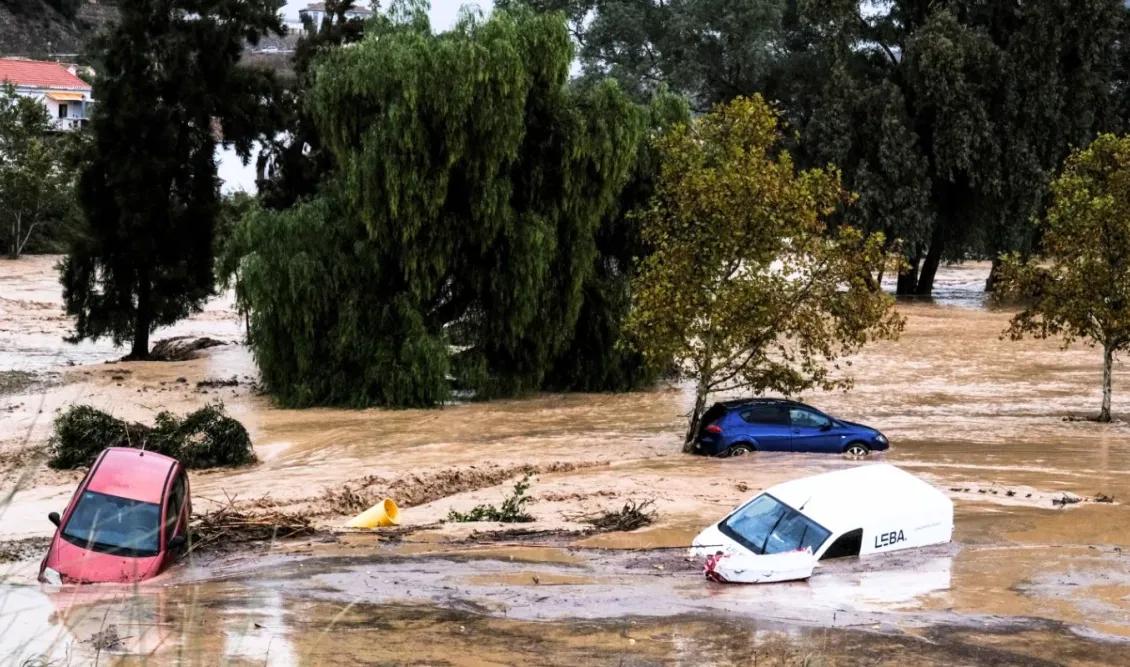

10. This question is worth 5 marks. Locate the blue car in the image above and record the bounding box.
[694,398,889,458]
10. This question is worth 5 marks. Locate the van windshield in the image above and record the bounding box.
[719,494,831,555]
[62,490,161,557]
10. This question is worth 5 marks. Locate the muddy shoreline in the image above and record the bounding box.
[2,255,1130,664]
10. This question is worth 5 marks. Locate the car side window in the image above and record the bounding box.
[789,408,830,428]
[741,405,787,425]
[164,474,186,544]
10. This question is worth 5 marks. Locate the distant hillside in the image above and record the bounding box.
[1,0,294,74]
[0,0,117,59]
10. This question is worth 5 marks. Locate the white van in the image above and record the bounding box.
[691,464,954,583]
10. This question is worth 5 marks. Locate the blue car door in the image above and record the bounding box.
[787,407,843,453]
[738,404,792,451]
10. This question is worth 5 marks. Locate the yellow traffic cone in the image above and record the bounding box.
[345,498,400,528]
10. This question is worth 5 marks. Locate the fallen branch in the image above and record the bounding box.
[189,494,315,552]
[566,499,657,532]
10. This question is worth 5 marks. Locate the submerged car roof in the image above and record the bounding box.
[765,464,951,536]
[85,447,178,504]
[716,397,797,409]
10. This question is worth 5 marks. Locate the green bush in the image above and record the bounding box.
[151,403,256,468]
[48,402,255,470]
[447,474,535,523]
[47,405,150,469]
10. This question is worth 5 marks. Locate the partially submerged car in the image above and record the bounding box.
[693,398,889,457]
[690,464,953,583]
[39,447,191,584]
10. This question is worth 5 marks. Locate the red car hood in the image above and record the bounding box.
[44,536,163,584]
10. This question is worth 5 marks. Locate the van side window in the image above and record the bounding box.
[164,474,186,544]
[821,528,862,560]
[741,405,787,425]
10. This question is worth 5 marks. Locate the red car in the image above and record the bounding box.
[39,447,191,584]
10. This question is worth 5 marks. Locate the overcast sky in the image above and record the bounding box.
[281,1,495,29]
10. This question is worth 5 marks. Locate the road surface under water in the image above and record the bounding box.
[1,256,1128,664]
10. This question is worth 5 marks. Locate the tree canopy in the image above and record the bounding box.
[227,7,662,406]
[624,95,903,446]
[511,0,1130,296]
[998,134,1130,422]
[0,84,78,258]
[61,0,283,359]
[255,0,369,210]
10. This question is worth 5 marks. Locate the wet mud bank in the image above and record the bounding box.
[2,257,1130,663]
[3,538,1127,665]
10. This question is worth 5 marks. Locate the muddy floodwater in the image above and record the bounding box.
[1,255,1129,665]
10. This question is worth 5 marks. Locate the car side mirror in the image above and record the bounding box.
[168,534,187,551]
[819,422,833,431]
[48,511,61,527]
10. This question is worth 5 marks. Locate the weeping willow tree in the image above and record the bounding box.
[225,7,652,406]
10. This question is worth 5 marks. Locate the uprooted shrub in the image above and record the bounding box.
[48,402,255,469]
[447,474,535,523]
[47,405,151,469]
[570,499,657,532]
[149,403,256,468]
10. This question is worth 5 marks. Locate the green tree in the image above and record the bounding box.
[227,7,650,406]
[0,85,77,258]
[61,0,283,359]
[499,0,789,111]
[543,87,690,391]
[998,134,1130,423]
[624,96,903,448]
[256,0,369,209]
[523,1,1130,297]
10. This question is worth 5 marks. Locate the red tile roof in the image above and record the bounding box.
[0,58,90,90]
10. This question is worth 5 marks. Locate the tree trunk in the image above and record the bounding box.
[915,228,945,296]
[129,272,152,360]
[872,235,895,291]
[896,254,920,295]
[984,255,1003,293]
[1099,341,1113,422]
[684,381,710,453]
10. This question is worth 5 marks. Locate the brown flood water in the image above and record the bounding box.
[2,255,1130,665]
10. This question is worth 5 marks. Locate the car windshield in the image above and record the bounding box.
[719,494,831,555]
[62,490,161,557]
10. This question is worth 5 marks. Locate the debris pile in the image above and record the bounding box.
[190,500,314,551]
[196,376,240,390]
[1052,492,1083,507]
[148,336,227,361]
[571,499,657,532]
[47,402,255,469]
[320,461,597,516]
[85,625,125,652]
[0,536,51,563]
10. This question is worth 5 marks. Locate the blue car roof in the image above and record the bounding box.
[717,398,796,409]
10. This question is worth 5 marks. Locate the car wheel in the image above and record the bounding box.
[843,442,870,459]
[727,443,754,458]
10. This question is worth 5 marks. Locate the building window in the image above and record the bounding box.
[58,103,68,119]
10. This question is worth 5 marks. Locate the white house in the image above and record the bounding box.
[298,2,373,27]
[0,58,93,131]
